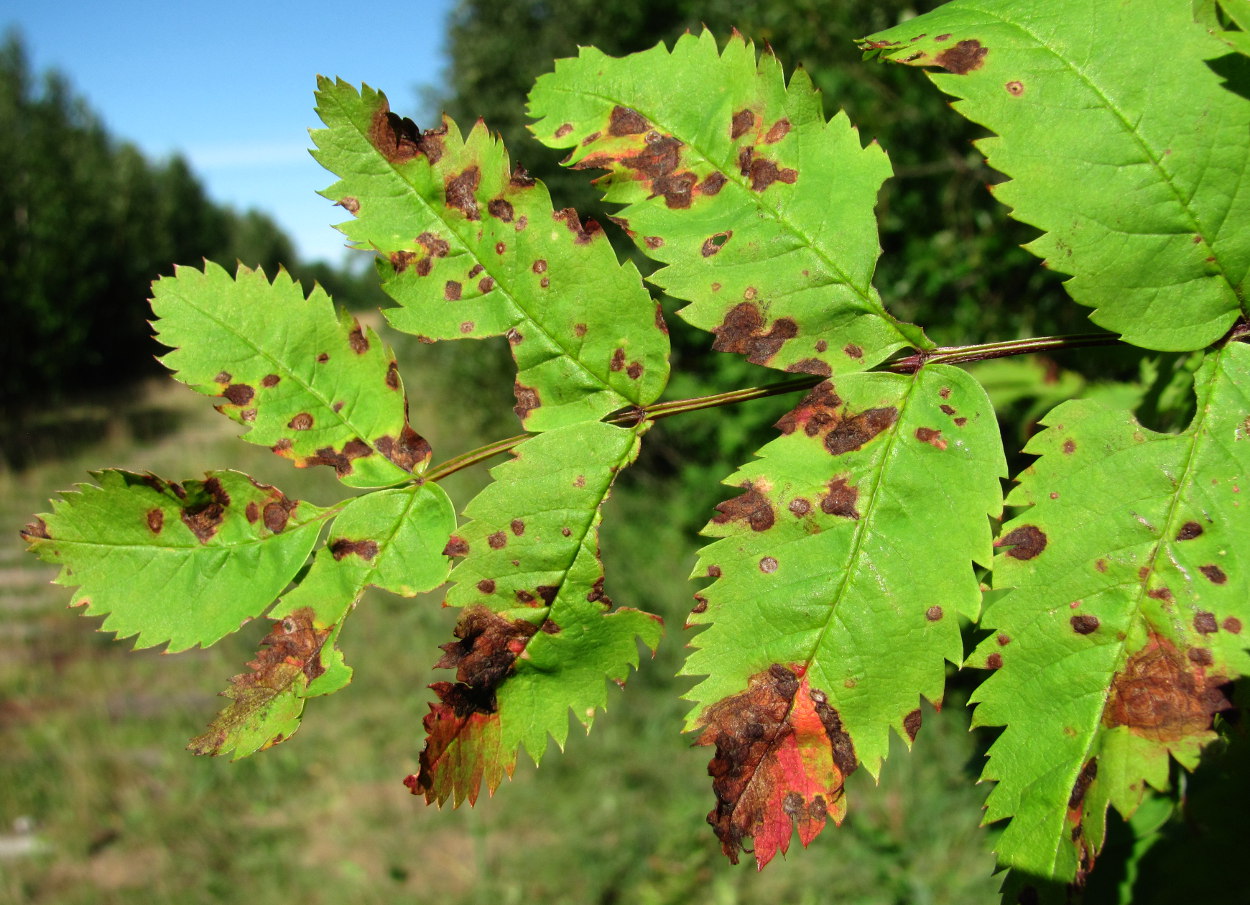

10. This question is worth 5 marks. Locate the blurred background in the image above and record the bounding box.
[1,1,1222,903]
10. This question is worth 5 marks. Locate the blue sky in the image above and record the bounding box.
[4,0,456,263]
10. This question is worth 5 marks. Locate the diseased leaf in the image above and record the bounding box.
[21,470,332,652]
[312,78,670,430]
[861,0,1250,350]
[968,341,1250,882]
[684,365,1005,866]
[152,262,431,487]
[190,482,455,758]
[529,30,931,376]
[408,421,663,806]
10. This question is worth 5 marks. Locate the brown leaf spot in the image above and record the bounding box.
[1068,760,1097,811]
[712,485,775,533]
[759,557,779,574]
[785,358,832,378]
[820,477,860,519]
[317,353,330,363]
[552,207,602,243]
[915,427,947,451]
[445,166,481,220]
[288,413,314,431]
[390,250,417,273]
[487,199,514,222]
[554,123,573,138]
[998,525,1046,560]
[843,344,863,360]
[1071,614,1100,634]
[763,119,791,144]
[488,531,507,550]
[935,39,988,74]
[477,277,495,294]
[1063,439,1076,454]
[330,538,379,561]
[1176,521,1204,541]
[180,477,231,544]
[475,579,495,595]
[691,595,709,615]
[1189,648,1214,666]
[262,496,296,534]
[776,382,842,437]
[626,361,643,380]
[245,502,260,523]
[1194,612,1219,634]
[701,231,732,257]
[222,384,254,406]
[825,408,898,456]
[789,498,812,517]
[146,508,164,534]
[1105,634,1231,741]
[614,134,697,208]
[368,106,443,164]
[997,634,1011,645]
[1199,564,1228,585]
[1006,80,1025,96]
[338,196,361,214]
[711,302,798,366]
[986,652,1003,669]
[707,565,723,578]
[261,374,281,389]
[509,519,525,536]
[444,280,462,301]
[699,172,727,196]
[610,348,627,372]
[348,321,369,354]
[730,109,756,139]
[926,606,943,622]
[903,709,922,742]
[468,264,484,278]
[609,105,649,135]
[374,425,433,472]
[737,147,797,191]
[214,371,232,384]
[443,536,469,557]
[1223,617,1242,634]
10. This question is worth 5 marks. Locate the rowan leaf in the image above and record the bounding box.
[189,482,455,758]
[861,0,1250,351]
[528,30,932,376]
[311,78,670,430]
[21,470,332,652]
[152,262,431,488]
[683,364,1005,866]
[968,340,1250,882]
[408,421,663,806]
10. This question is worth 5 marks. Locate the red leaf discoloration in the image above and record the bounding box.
[697,664,857,868]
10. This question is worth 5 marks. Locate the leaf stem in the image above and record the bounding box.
[427,330,1122,482]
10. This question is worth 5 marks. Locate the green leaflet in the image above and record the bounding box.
[311,78,670,431]
[529,30,932,375]
[862,0,1250,351]
[190,482,455,759]
[21,470,332,652]
[410,421,663,806]
[683,365,1005,865]
[969,341,1250,882]
[152,263,430,488]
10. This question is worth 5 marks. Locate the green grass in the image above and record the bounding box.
[1,340,1000,905]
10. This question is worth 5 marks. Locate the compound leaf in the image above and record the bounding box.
[862,0,1250,351]
[408,421,663,806]
[190,482,455,758]
[152,262,431,488]
[684,364,1005,866]
[529,30,931,376]
[968,340,1250,882]
[21,470,332,652]
[312,78,670,431]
